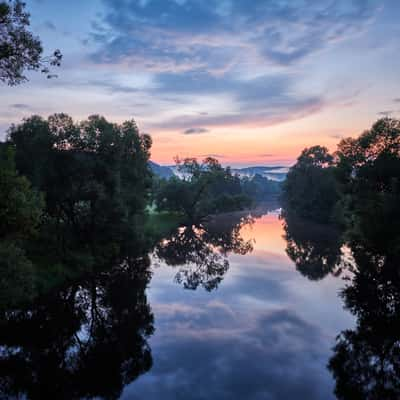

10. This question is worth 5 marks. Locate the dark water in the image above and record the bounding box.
[2,207,393,399]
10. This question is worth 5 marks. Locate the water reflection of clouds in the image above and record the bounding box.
[122,305,334,400]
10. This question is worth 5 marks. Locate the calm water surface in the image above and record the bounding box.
[1,209,357,399]
[122,210,354,399]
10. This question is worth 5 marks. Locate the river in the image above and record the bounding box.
[0,208,365,399]
[121,209,354,399]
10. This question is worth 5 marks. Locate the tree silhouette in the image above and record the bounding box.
[328,232,400,399]
[0,256,154,400]
[283,211,344,280]
[281,145,339,223]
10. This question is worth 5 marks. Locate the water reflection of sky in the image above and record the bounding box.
[121,213,354,400]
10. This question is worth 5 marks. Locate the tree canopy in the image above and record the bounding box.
[154,157,251,221]
[282,145,339,223]
[0,114,153,306]
[0,0,61,85]
[282,118,400,279]
[0,143,43,304]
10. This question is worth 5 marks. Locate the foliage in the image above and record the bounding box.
[7,114,152,252]
[0,143,43,241]
[0,0,61,85]
[282,145,339,223]
[335,118,400,253]
[0,144,43,304]
[0,241,35,305]
[282,118,400,280]
[0,114,153,306]
[283,118,400,230]
[241,173,282,201]
[154,157,251,221]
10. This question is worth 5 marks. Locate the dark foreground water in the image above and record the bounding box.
[1,208,361,399]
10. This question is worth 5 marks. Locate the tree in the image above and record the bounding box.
[8,114,152,226]
[0,143,43,241]
[5,114,152,284]
[0,143,43,305]
[241,173,282,201]
[335,118,400,253]
[155,157,251,221]
[282,145,339,223]
[0,0,61,85]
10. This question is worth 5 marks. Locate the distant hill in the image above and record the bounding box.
[232,166,288,182]
[150,162,289,181]
[148,161,174,179]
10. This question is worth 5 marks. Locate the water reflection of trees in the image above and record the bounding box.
[281,118,400,397]
[155,214,254,291]
[284,213,400,398]
[283,209,400,398]
[0,256,154,400]
[282,212,345,280]
[328,241,400,400]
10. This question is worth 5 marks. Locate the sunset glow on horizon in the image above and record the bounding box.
[1,0,399,167]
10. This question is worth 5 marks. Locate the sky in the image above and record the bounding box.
[1,0,400,167]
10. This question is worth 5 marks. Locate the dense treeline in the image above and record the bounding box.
[282,118,400,280]
[0,114,153,304]
[153,158,281,222]
[153,157,251,221]
[282,118,400,235]
[241,173,281,202]
[8,114,152,247]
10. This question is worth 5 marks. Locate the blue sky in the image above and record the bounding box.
[1,0,400,166]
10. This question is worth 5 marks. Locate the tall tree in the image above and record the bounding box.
[335,118,400,252]
[282,145,339,223]
[7,114,152,266]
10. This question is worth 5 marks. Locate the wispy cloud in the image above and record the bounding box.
[10,104,31,110]
[329,134,344,139]
[258,153,275,157]
[377,110,394,116]
[183,127,209,135]
[198,153,225,158]
[43,20,56,31]
[83,0,380,131]
[90,0,379,72]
